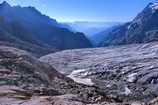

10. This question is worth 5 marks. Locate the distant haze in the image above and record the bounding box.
[64,21,122,36]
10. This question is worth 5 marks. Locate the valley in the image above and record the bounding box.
[0,1,92,57]
[0,1,158,105]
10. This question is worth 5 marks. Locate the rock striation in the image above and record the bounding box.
[40,42,158,103]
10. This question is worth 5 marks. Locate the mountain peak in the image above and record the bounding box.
[0,1,11,7]
[148,2,158,6]
[147,2,158,12]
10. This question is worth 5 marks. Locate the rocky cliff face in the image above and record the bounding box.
[100,2,158,47]
[40,42,158,103]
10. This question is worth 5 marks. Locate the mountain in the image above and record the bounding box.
[40,42,158,103]
[0,1,92,57]
[90,25,121,46]
[65,21,121,36]
[100,2,158,47]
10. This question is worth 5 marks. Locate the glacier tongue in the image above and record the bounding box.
[40,42,158,102]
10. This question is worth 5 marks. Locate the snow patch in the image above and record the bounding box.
[127,25,131,29]
[149,2,158,13]
[124,87,132,95]
[150,65,154,69]
[70,69,89,76]
[68,69,94,86]
[127,73,137,83]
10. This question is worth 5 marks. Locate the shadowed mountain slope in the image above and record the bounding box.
[0,1,92,57]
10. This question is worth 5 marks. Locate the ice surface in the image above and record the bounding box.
[68,69,94,86]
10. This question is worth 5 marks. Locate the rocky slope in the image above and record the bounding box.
[0,1,92,57]
[1,43,158,104]
[100,2,158,47]
[1,86,158,105]
[0,45,135,105]
[40,42,158,103]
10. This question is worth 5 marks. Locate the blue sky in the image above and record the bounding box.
[1,0,157,22]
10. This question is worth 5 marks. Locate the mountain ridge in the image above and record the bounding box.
[0,1,92,57]
[99,2,158,47]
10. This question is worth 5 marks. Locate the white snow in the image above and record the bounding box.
[127,73,137,83]
[106,84,111,88]
[70,69,89,76]
[150,65,154,69]
[67,69,94,86]
[124,87,132,95]
[127,25,131,29]
[131,102,142,105]
[149,3,158,13]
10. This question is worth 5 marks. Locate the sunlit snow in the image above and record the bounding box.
[67,69,94,86]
